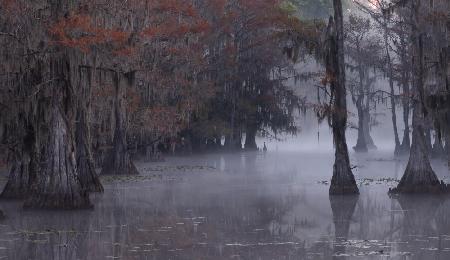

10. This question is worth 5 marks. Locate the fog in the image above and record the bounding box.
[260,58,406,153]
[0,148,449,259]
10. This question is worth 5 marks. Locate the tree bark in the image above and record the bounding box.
[1,64,41,199]
[446,132,450,169]
[354,102,368,152]
[75,67,103,192]
[224,128,242,150]
[398,30,411,155]
[76,109,103,192]
[390,3,448,194]
[363,108,376,149]
[383,20,401,155]
[101,72,138,176]
[353,62,368,153]
[424,125,433,152]
[399,82,411,154]
[390,103,444,193]
[389,79,400,154]
[0,120,37,199]
[24,100,91,209]
[244,123,258,150]
[329,0,359,195]
[431,122,445,158]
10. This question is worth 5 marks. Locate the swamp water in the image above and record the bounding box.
[0,151,449,260]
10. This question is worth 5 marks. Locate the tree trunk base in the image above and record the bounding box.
[399,130,411,156]
[0,159,32,200]
[367,143,377,150]
[397,143,410,156]
[389,182,450,194]
[244,144,258,151]
[77,156,104,193]
[330,156,359,195]
[394,144,402,156]
[244,127,258,151]
[330,184,360,195]
[1,184,29,200]
[431,142,445,159]
[390,159,449,194]
[23,104,92,210]
[353,144,368,153]
[100,151,139,176]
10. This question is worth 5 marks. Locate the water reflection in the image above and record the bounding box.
[394,195,447,260]
[330,195,358,259]
[0,151,448,259]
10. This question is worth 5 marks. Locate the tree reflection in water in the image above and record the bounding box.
[0,152,448,259]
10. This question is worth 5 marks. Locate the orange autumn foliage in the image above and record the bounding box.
[49,14,131,54]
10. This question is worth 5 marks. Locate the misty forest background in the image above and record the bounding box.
[0,0,449,209]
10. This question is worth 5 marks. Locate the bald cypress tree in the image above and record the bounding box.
[328,0,359,195]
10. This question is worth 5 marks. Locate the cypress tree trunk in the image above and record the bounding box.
[234,129,242,150]
[0,124,3,144]
[354,103,368,153]
[224,134,231,149]
[24,96,91,209]
[354,64,368,153]
[390,104,444,193]
[432,136,445,158]
[329,0,359,195]
[446,132,450,169]
[363,108,376,149]
[398,32,411,155]
[1,152,31,199]
[76,109,104,192]
[400,82,411,154]
[431,122,445,158]
[75,68,103,192]
[0,121,37,199]
[224,128,242,150]
[424,126,433,152]
[1,65,41,199]
[20,0,93,210]
[390,3,448,193]
[389,80,401,154]
[244,123,258,150]
[384,19,400,155]
[101,72,138,176]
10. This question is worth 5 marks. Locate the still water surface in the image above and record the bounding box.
[0,151,449,260]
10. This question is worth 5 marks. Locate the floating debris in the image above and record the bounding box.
[318,177,399,186]
[142,165,217,172]
[366,158,401,162]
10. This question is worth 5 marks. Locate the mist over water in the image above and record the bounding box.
[260,105,401,153]
[0,146,449,259]
[0,68,440,259]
